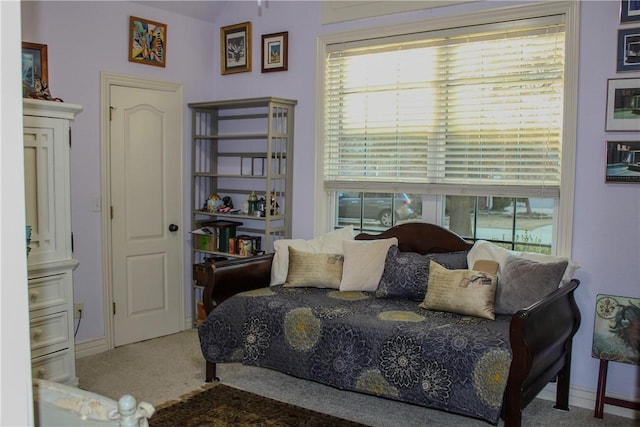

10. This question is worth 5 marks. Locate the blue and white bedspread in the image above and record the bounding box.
[198,285,513,424]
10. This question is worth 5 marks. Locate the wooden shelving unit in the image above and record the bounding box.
[188,97,296,325]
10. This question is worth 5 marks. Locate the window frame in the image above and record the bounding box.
[314,1,579,257]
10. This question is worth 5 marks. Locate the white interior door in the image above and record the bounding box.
[110,84,183,347]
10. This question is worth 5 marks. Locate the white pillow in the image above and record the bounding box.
[270,226,354,286]
[467,240,580,286]
[339,238,398,292]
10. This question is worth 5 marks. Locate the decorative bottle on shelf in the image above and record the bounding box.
[269,189,279,215]
[247,191,258,215]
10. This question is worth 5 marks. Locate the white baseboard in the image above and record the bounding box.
[184,316,194,330]
[537,382,639,419]
[75,320,195,360]
[75,336,109,359]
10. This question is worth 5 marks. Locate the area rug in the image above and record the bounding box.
[150,382,368,427]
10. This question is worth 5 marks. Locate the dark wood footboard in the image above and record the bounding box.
[503,279,581,427]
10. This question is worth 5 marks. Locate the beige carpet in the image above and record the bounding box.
[76,329,637,427]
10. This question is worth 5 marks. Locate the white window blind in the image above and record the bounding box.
[324,18,566,199]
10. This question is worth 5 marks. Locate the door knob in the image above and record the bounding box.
[168,224,179,232]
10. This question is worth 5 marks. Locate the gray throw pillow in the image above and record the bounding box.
[376,247,468,301]
[495,255,568,315]
[430,250,471,271]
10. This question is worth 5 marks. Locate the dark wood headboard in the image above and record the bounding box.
[355,222,473,255]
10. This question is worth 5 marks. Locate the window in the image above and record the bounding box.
[318,3,578,255]
[444,195,556,253]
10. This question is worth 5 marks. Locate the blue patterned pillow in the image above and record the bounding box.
[375,247,469,301]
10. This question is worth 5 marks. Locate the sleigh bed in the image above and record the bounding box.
[197,223,581,426]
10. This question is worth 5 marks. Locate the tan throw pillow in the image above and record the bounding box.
[339,238,398,292]
[420,260,498,320]
[284,247,344,289]
[270,226,354,286]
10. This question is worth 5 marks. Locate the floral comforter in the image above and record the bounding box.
[198,285,513,424]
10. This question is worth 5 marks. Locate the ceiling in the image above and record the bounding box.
[133,1,221,23]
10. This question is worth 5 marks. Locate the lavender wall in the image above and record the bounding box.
[22,0,639,408]
[572,0,640,404]
[21,1,217,344]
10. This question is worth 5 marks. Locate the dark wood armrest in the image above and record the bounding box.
[202,253,274,315]
[503,279,581,426]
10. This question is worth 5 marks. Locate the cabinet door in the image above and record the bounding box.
[24,115,72,264]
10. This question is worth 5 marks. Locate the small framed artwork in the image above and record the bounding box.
[606,141,640,182]
[129,16,167,68]
[620,0,640,23]
[592,294,640,364]
[21,42,48,96]
[616,27,640,72]
[221,22,252,75]
[605,78,640,131]
[262,32,288,73]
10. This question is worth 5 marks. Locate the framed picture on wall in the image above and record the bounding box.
[221,22,252,75]
[605,78,640,131]
[592,294,640,362]
[620,0,640,23]
[605,141,640,182]
[21,42,48,96]
[129,16,167,68]
[616,27,640,72]
[262,32,288,73]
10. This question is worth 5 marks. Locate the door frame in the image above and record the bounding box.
[100,72,184,350]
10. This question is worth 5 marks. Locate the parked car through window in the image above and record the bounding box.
[336,192,418,228]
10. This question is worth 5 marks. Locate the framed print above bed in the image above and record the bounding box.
[605,140,640,183]
[605,78,640,131]
[616,27,640,72]
[620,0,640,23]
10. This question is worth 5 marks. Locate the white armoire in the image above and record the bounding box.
[23,99,82,386]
